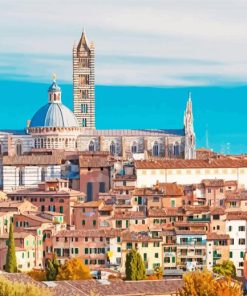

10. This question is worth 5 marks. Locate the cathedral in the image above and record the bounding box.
[0,31,196,160]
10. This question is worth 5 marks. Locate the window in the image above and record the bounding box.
[82,220,85,225]
[171,200,176,208]
[126,243,132,249]
[228,226,232,232]
[240,251,244,258]
[110,141,116,155]
[230,251,232,258]
[155,253,159,258]
[213,215,220,220]
[87,182,93,202]
[142,242,148,248]
[82,118,87,127]
[117,247,121,252]
[59,206,64,214]
[172,257,176,263]
[220,188,224,193]
[89,140,95,152]
[99,182,106,193]
[164,257,170,263]
[239,226,245,232]
[208,189,211,193]
[131,141,138,154]
[153,242,160,247]
[143,253,147,261]
[81,104,88,113]
[41,168,46,182]
[93,220,96,226]
[173,142,180,156]
[152,141,159,156]
[239,238,245,245]
[19,169,24,186]
[85,248,89,254]
[75,248,79,254]
[117,237,121,243]
[16,142,22,156]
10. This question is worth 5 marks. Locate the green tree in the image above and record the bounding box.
[45,254,60,281]
[125,249,146,281]
[5,223,17,273]
[213,260,236,277]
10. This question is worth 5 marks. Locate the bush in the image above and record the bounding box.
[27,270,46,282]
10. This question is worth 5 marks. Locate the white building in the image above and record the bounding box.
[135,158,247,189]
[226,213,247,276]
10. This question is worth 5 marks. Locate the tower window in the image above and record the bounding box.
[81,104,88,113]
[81,90,87,99]
[174,142,180,156]
[19,169,24,186]
[82,118,87,127]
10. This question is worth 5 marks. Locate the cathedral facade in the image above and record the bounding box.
[0,31,196,161]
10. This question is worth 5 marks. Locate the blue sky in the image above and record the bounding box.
[0,0,247,154]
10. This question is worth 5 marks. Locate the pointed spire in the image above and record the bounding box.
[77,28,90,52]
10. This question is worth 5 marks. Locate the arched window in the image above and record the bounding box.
[89,140,95,152]
[131,141,138,154]
[65,139,68,148]
[34,139,38,149]
[54,94,57,101]
[41,168,46,182]
[16,142,22,156]
[152,141,159,156]
[41,138,44,149]
[19,168,24,186]
[110,141,116,155]
[174,142,180,156]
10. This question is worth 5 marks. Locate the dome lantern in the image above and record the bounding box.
[48,74,61,104]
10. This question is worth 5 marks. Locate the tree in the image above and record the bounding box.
[27,269,46,281]
[56,258,91,280]
[5,223,17,273]
[179,270,243,296]
[213,260,236,277]
[45,254,60,281]
[125,249,146,281]
[0,276,53,296]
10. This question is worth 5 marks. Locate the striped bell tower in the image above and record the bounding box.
[73,29,95,129]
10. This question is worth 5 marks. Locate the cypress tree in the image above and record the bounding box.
[125,249,146,280]
[5,222,17,273]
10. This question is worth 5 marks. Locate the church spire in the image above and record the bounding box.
[184,92,196,159]
[77,29,90,52]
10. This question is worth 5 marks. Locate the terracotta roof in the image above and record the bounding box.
[207,233,230,240]
[135,158,247,169]
[3,155,63,165]
[156,183,184,196]
[225,180,238,186]
[202,179,224,187]
[148,208,185,217]
[113,211,146,220]
[55,228,120,238]
[18,213,51,223]
[133,188,163,196]
[79,156,112,168]
[73,201,103,208]
[113,174,136,181]
[227,212,247,220]
[122,231,162,242]
[0,232,33,239]
[210,207,225,215]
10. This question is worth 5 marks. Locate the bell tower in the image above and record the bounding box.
[184,92,196,159]
[73,29,95,128]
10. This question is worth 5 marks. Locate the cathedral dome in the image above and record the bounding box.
[30,79,79,128]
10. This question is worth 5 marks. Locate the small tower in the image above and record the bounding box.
[48,75,62,104]
[184,92,196,159]
[73,29,95,128]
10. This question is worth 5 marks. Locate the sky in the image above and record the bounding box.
[0,0,247,154]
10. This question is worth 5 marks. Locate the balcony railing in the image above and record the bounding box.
[187,217,210,222]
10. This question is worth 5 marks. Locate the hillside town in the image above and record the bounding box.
[0,31,246,295]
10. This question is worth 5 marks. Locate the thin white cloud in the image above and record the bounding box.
[0,0,247,86]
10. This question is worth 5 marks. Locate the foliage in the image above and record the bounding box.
[125,249,146,281]
[108,273,122,280]
[179,270,243,296]
[0,276,53,296]
[27,269,46,282]
[45,254,60,281]
[56,258,91,281]
[5,223,17,273]
[213,260,237,277]
[147,267,163,280]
